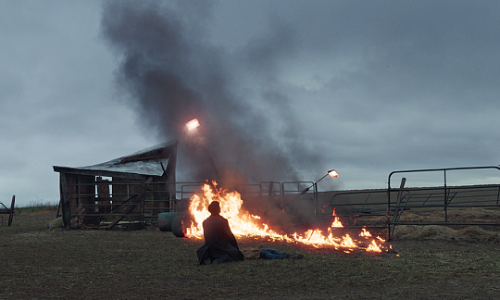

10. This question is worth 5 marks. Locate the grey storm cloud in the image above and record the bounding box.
[1,0,500,206]
[100,0,500,188]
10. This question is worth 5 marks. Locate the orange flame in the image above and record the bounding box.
[185,183,386,253]
[330,209,344,228]
[360,228,372,237]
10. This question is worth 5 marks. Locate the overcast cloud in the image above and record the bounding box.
[2,0,500,207]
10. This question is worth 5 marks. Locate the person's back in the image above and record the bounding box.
[202,214,238,249]
[196,201,244,265]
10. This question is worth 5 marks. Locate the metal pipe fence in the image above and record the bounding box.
[66,180,318,228]
[65,167,500,235]
[320,166,500,239]
[388,167,500,229]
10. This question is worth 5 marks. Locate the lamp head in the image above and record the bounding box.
[186,118,200,131]
[328,169,339,178]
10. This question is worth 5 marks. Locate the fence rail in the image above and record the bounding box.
[63,166,500,236]
[323,166,500,240]
[64,180,318,229]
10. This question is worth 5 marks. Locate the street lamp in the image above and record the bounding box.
[185,118,220,181]
[301,169,339,194]
[185,118,200,131]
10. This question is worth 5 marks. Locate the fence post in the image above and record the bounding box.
[8,195,15,226]
[389,178,406,240]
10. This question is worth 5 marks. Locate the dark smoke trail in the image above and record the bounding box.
[100,1,322,188]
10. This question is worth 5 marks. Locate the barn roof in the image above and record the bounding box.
[53,140,178,180]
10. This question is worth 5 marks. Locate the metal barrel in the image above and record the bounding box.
[158,212,183,231]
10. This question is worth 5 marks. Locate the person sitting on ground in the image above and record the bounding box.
[196,201,244,265]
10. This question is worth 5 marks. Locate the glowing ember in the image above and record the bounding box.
[185,182,387,253]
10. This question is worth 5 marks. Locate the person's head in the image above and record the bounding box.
[208,201,221,215]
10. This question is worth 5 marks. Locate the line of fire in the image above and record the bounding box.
[50,119,500,254]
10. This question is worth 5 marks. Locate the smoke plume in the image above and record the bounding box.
[100,1,322,188]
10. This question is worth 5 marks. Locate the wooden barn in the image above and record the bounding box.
[53,140,179,230]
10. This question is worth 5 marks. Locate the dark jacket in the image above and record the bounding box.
[196,215,244,265]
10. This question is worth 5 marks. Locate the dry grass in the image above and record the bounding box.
[1,211,500,299]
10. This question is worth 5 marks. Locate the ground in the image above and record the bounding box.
[1,211,500,299]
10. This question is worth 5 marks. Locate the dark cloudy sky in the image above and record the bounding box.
[2,0,500,207]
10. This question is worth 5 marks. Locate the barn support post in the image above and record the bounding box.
[60,174,71,230]
[165,141,177,211]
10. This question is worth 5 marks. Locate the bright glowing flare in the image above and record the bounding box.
[186,118,200,130]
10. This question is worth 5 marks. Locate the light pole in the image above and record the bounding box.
[185,119,220,181]
[301,169,339,218]
[301,169,339,194]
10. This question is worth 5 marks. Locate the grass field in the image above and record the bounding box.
[1,209,500,299]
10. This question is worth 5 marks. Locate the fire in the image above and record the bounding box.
[185,183,387,253]
[360,228,372,237]
[330,209,343,228]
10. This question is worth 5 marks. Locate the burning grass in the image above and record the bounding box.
[185,183,387,253]
[2,210,500,299]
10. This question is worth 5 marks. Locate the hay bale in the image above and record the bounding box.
[392,224,500,242]
[392,225,460,240]
[414,226,459,240]
[458,226,499,241]
[398,212,424,222]
[391,225,418,239]
[49,217,63,230]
